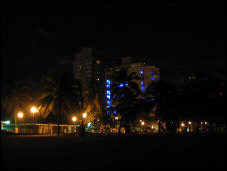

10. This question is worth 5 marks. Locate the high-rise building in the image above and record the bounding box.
[73,47,120,83]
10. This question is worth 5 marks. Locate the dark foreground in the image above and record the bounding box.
[1,133,226,170]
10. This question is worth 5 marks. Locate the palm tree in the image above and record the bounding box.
[38,72,79,135]
[2,77,30,129]
[83,78,109,134]
[83,78,105,113]
[145,80,177,133]
[111,69,141,133]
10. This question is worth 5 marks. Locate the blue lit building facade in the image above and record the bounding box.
[105,57,160,116]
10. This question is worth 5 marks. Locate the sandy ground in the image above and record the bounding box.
[1,133,226,170]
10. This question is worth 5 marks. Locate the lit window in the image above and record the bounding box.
[106,95,111,100]
[152,98,155,101]
[106,84,110,89]
[140,70,144,75]
[151,71,154,75]
[141,86,145,92]
[119,83,124,87]
[107,101,111,105]
[106,79,111,85]
[125,83,128,87]
[106,90,111,95]
[141,81,144,86]
[151,77,154,80]
[107,106,110,108]
[113,110,117,114]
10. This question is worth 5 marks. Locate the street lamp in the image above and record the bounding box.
[31,107,37,133]
[72,116,77,132]
[141,121,145,133]
[18,112,23,133]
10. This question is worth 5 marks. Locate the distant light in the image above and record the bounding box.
[151,76,154,80]
[153,66,155,67]
[87,122,91,127]
[141,86,145,92]
[106,79,111,85]
[152,125,154,129]
[115,117,118,120]
[205,122,207,125]
[18,113,23,118]
[119,83,124,87]
[125,83,128,87]
[141,122,145,125]
[113,110,117,114]
[72,117,77,122]
[188,122,192,125]
[181,123,185,127]
[107,101,111,105]
[106,84,110,89]
[151,71,154,75]
[106,90,111,95]
[106,95,111,100]
[3,121,10,124]
[31,106,37,113]
[140,70,144,75]
[141,81,144,86]
[152,98,155,101]
[83,113,87,118]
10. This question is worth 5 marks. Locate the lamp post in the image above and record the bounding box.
[18,112,23,133]
[31,107,37,133]
[141,121,145,133]
[72,116,77,133]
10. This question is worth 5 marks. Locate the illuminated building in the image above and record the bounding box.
[105,56,160,114]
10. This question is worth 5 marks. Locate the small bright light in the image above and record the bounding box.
[181,123,185,127]
[87,122,91,127]
[201,122,203,124]
[188,122,191,125]
[152,125,154,129]
[3,121,10,124]
[83,113,87,118]
[72,117,77,122]
[18,113,23,118]
[141,122,145,125]
[115,117,118,120]
[31,107,37,113]
[205,122,207,125]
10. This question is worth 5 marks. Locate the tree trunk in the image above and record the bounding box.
[57,106,60,135]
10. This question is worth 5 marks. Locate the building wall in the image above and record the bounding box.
[105,59,160,114]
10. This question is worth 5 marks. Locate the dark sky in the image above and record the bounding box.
[1,1,226,81]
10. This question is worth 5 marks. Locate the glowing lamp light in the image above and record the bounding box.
[141,122,145,126]
[83,113,87,118]
[72,117,77,122]
[31,107,37,113]
[18,113,23,118]
[188,122,192,125]
[181,123,185,127]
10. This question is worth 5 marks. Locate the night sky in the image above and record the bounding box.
[1,1,226,81]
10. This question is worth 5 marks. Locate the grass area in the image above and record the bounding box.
[1,133,226,170]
